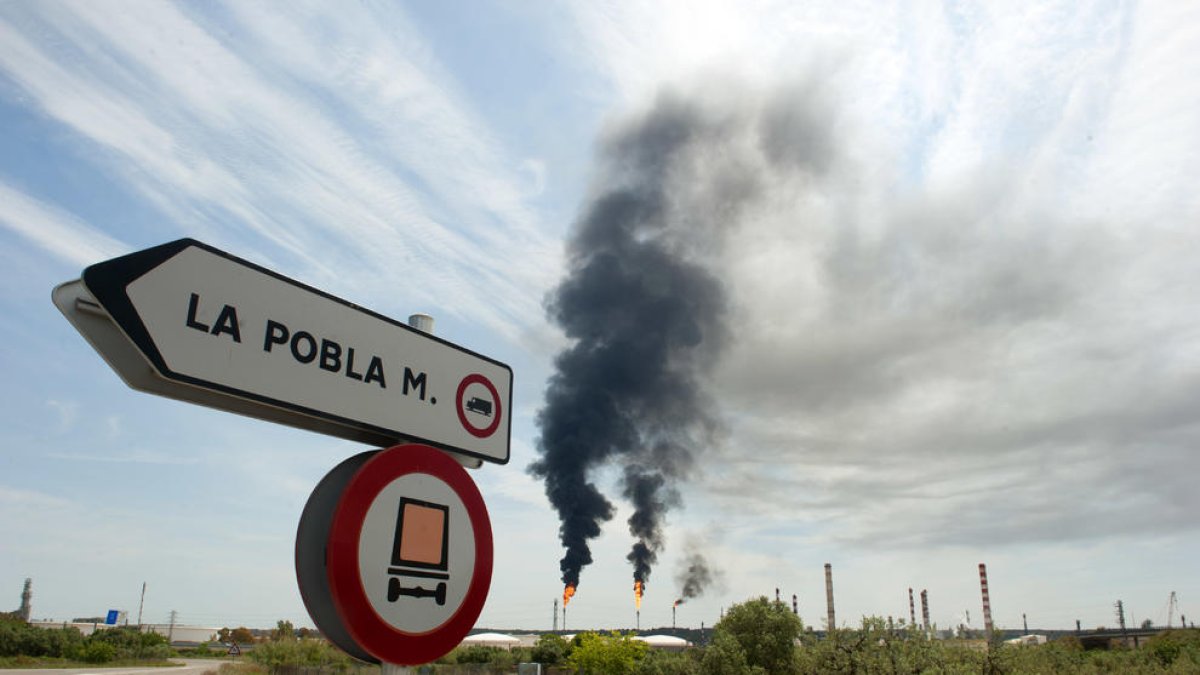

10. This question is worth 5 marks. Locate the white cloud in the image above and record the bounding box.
[0,1,561,346]
[0,182,127,266]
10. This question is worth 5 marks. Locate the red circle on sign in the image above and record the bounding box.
[455,374,502,438]
[326,444,493,665]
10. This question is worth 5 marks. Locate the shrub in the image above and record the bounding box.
[248,637,351,672]
[88,626,172,660]
[531,633,568,665]
[567,632,647,675]
[452,645,508,664]
[78,641,116,664]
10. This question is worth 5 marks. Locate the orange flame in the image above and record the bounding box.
[634,580,644,610]
[673,598,684,608]
[563,585,576,606]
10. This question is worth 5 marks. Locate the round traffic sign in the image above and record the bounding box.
[326,444,493,665]
[295,450,378,664]
[455,373,501,438]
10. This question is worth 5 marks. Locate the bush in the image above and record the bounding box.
[452,645,508,664]
[78,641,116,664]
[0,617,84,658]
[248,637,352,672]
[638,648,701,675]
[88,626,172,660]
[531,633,568,665]
[567,632,648,675]
[1147,628,1200,667]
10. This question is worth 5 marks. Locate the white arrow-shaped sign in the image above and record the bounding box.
[53,239,511,465]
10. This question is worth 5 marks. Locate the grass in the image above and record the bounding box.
[0,655,184,669]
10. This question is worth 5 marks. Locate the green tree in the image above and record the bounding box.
[271,620,295,642]
[640,647,702,675]
[567,631,648,674]
[710,596,802,674]
[228,627,255,645]
[700,630,753,675]
[531,632,568,665]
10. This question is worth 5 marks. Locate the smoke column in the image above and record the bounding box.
[532,81,832,594]
[531,90,761,593]
[675,552,715,603]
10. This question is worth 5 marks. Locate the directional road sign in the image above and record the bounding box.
[325,444,493,665]
[53,239,512,464]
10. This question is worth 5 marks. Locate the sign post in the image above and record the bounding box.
[56,240,507,666]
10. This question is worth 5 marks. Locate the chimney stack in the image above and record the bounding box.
[920,589,930,632]
[979,563,994,638]
[824,563,836,631]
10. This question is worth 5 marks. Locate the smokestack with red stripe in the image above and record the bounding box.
[979,563,994,637]
[920,589,930,632]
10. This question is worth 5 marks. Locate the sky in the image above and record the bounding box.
[1,0,1198,637]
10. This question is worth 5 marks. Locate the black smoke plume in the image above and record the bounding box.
[530,91,748,592]
[675,552,716,604]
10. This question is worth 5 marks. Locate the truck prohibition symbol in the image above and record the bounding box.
[465,397,493,417]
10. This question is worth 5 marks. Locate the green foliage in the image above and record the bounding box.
[700,630,754,675]
[1146,628,1200,667]
[710,596,802,674]
[248,637,352,672]
[224,626,256,645]
[531,632,568,664]
[567,631,648,674]
[78,640,117,664]
[451,645,508,664]
[88,626,172,660]
[0,619,171,662]
[0,616,85,658]
[638,647,701,675]
[271,620,296,641]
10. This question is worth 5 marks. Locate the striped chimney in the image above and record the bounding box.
[908,587,916,627]
[824,563,836,631]
[920,589,930,631]
[979,563,994,637]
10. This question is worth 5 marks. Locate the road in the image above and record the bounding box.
[0,659,222,675]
